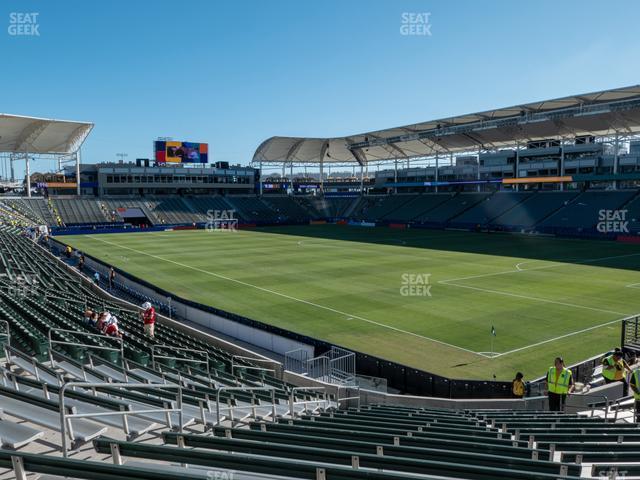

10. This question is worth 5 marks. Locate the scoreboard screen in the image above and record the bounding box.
[154,141,208,164]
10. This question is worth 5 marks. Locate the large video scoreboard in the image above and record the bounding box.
[154,141,208,164]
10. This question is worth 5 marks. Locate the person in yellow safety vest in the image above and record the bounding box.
[545,357,575,412]
[602,350,631,396]
[512,372,525,399]
[630,367,640,423]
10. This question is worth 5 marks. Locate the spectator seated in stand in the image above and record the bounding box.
[102,314,123,338]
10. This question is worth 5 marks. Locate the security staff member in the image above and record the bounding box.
[630,367,640,423]
[602,350,631,395]
[545,357,574,411]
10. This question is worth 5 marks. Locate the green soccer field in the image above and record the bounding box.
[61,225,640,381]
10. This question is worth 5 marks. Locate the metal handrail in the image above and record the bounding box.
[47,328,124,369]
[289,386,327,418]
[564,393,609,418]
[0,319,10,349]
[612,396,636,421]
[151,345,210,379]
[4,344,63,385]
[336,385,361,410]
[522,394,547,411]
[231,355,277,382]
[284,348,309,375]
[59,381,183,458]
[45,295,87,306]
[215,386,276,426]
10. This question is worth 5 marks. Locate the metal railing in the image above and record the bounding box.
[215,386,276,426]
[231,355,277,382]
[284,348,309,375]
[293,347,357,386]
[289,386,327,418]
[611,395,637,421]
[329,346,356,386]
[565,393,609,418]
[622,314,640,349]
[336,385,361,410]
[59,381,183,458]
[307,355,330,383]
[0,319,10,349]
[48,328,125,370]
[522,395,548,411]
[151,345,210,379]
[4,344,63,385]
[45,295,87,310]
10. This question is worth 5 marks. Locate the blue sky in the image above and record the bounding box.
[2,0,640,175]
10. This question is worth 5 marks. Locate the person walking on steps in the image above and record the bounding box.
[545,357,574,412]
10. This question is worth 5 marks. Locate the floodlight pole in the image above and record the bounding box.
[76,149,81,196]
[365,162,368,194]
[10,154,15,182]
[559,145,565,192]
[435,153,439,193]
[394,158,398,194]
[25,152,31,198]
[613,133,619,191]
[477,146,481,192]
[514,144,520,192]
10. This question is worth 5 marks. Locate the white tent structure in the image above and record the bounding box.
[0,114,94,196]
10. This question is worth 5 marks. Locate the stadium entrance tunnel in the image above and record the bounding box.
[115,207,151,226]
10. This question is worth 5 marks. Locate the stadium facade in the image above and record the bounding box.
[254,85,640,194]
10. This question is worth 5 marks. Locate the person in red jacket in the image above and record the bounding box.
[103,315,122,338]
[140,302,156,338]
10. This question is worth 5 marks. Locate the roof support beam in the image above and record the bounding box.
[350,147,366,166]
[14,120,48,152]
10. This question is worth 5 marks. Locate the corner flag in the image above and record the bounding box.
[491,326,496,337]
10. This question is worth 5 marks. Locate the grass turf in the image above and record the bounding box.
[61,225,640,381]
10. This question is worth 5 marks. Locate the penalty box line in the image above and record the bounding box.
[438,281,629,317]
[438,258,636,357]
[82,235,492,359]
[491,314,634,358]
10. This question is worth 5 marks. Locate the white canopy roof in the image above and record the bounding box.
[253,85,640,165]
[0,114,93,155]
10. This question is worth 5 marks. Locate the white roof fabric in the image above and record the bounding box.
[0,114,93,154]
[253,85,640,165]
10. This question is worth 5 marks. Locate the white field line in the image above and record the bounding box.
[515,261,538,271]
[440,252,640,284]
[491,316,630,358]
[626,282,640,289]
[438,251,640,357]
[83,235,490,358]
[438,281,629,317]
[150,229,464,258]
[439,252,640,316]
